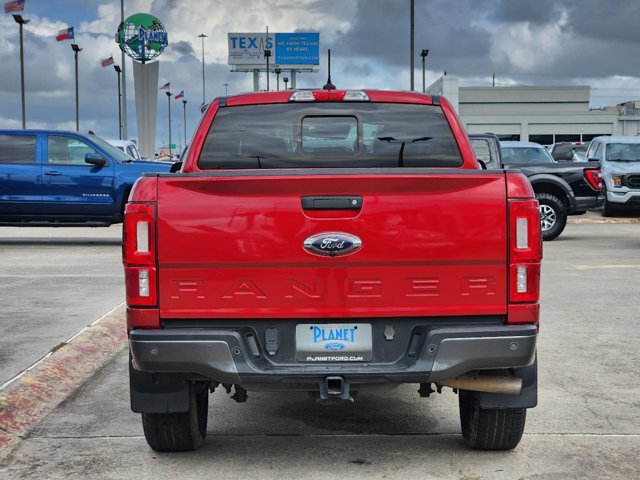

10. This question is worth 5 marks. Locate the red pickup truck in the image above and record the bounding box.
[123,89,542,452]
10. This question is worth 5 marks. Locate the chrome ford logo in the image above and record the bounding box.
[303,232,362,257]
[324,342,345,351]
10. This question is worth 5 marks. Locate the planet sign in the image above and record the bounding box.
[116,13,168,63]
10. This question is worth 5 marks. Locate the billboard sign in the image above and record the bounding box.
[228,32,319,68]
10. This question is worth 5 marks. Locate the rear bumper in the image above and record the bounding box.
[573,195,602,212]
[129,324,537,385]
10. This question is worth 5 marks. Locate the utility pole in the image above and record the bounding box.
[114,65,123,139]
[410,0,415,91]
[120,0,128,139]
[13,14,29,129]
[71,43,82,131]
[166,91,172,156]
[182,100,187,147]
[198,33,207,105]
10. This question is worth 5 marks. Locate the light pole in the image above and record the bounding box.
[420,49,429,93]
[114,65,123,139]
[13,14,29,129]
[223,82,229,96]
[283,77,289,90]
[71,43,82,131]
[198,33,207,105]
[182,100,187,148]
[275,67,281,91]
[166,91,172,157]
[264,49,271,91]
[410,0,415,91]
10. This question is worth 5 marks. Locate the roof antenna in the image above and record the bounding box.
[323,49,336,90]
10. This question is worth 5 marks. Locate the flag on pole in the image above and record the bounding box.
[100,56,114,68]
[159,82,170,91]
[56,27,74,41]
[4,0,24,14]
[175,91,184,100]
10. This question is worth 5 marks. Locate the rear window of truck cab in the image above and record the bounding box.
[198,103,463,169]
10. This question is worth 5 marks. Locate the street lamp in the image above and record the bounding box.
[420,49,429,93]
[223,82,229,96]
[71,43,82,131]
[166,90,172,157]
[114,65,123,140]
[410,0,415,91]
[13,14,29,129]
[198,34,207,105]
[264,49,271,91]
[182,99,187,148]
[283,77,289,90]
[275,67,281,91]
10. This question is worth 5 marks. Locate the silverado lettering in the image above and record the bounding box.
[123,89,542,453]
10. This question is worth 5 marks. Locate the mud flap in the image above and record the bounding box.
[129,354,190,414]
[478,358,537,409]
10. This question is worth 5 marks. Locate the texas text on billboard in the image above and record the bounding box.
[228,32,319,68]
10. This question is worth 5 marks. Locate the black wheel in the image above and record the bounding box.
[602,194,620,218]
[536,192,567,241]
[459,389,526,450]
[141,382,209,452]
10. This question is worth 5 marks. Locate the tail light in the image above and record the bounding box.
[507,173,542,325]
[584,168,603,191]
[123,203,157,307]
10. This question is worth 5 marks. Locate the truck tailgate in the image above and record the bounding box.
[156,171,508,319]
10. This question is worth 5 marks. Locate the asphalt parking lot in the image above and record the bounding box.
[0,219,639,479]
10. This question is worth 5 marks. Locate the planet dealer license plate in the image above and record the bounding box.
[295,323,372,362]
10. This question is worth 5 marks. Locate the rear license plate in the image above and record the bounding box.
[295,323,372,362]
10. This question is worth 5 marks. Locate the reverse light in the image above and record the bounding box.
[612,174,623,188]
[136,221,149,253]
[516,217,528,249]
[516,266,527,293]
[138,270,150,297]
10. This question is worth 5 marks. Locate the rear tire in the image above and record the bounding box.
[459,389,526,450]
[141,382,209,452]
[536,192,567,241]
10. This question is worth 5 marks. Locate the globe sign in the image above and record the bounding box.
[116,13,168,63]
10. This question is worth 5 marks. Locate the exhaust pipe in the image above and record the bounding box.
[437,375,522,395]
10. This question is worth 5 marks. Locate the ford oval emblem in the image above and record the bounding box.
[324,342,345,351]
[303,232,362,257]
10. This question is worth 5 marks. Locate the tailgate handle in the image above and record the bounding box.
[302,196,362,210]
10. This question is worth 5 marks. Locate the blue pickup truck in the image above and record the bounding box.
[0,130,174,226]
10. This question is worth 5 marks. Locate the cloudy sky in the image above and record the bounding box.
[1,0,639,149]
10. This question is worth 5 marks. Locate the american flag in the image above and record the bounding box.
[4,0,25,13]
[100,56,114,68]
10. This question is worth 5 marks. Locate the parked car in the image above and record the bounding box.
[585,136,640,216]
[470,136,602,241]
[125,90,542,452]
[106,139,143,161]
[548,142,589,162]
[0,130,175,226]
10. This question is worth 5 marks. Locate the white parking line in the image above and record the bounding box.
[575,264,640,270]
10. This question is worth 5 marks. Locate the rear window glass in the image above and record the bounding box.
[502,147,555,165]
[198,103,462,169]
[0,134,37,164]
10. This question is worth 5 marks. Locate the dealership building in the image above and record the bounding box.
[428,75,640,144]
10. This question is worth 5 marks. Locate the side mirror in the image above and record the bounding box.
[85,153,107,167]
[170,161,183,173]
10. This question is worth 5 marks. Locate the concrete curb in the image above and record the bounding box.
[0,305,127,461]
